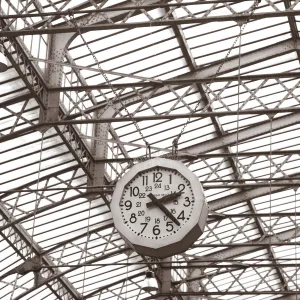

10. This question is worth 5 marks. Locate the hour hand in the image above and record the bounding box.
[147,193,180,226]
[146,191,182,208]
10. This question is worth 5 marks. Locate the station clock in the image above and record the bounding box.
[111,158,208,258]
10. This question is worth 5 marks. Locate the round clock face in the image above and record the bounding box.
[120,166,195,240]
[111,158,208,258]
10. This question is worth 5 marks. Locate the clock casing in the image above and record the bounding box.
[111,158,208,258]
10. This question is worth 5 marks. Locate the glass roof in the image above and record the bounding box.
[1,0,300,299]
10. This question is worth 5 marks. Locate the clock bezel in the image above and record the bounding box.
[111,158,208,258]
[120,165,195,240]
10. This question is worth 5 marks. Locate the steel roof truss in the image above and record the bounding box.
[0,18,93,181]
[4,9,300,36]
[66,38,299,120]
[0,203,80,299]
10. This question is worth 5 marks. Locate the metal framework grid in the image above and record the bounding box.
[1,0,300,299]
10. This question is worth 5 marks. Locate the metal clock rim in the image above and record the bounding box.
[120,165,194,240]
[110,158,207,254]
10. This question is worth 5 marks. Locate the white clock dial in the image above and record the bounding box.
[120,166,195,240]
[111,158,208,258]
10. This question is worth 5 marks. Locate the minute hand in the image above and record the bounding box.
[147,193,180,226]
[146,191,182,208]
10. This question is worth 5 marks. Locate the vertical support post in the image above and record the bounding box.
[88,107,115,187]
[40,33,73,126]
[158,257,172,294]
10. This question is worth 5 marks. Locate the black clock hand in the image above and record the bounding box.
[146,191,182,208]
[147,193,180,226]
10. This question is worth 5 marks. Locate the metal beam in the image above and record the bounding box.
[15,216,297,300]
[40,109,300,124]
[0,18,93,180]
[0,93,33,108]
[248,200,289,291]
[209,175,300,211]
[95,151,300,163]
[45,225,300,300]
[0,164,85,298]
[0,202,81,299]
[0,124,92,184]
[144,292,300,298]
[179,40,299,79]
[3,181,300,193]
[1,1,258,19]
[283,0,300,62]
[0,231,64,300]
[182,111,300,155]
[13,248,130,300]
[1,2,298,300]
[65,51,96,105]
[4,106,298,147]
[204,22,293,284]
[110,263,298,268]
[0,192,99,233]
[31,0,174,29]
[170,6,243,190]
[0,165,79,200]
[54,125,92,179]
[3,11,300,36]
[46,72,300,90]
[0,124,42,143]
[73,226,300,300]
[277,296,300,300]
[188,226,300,274]
[66,38,299,120]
